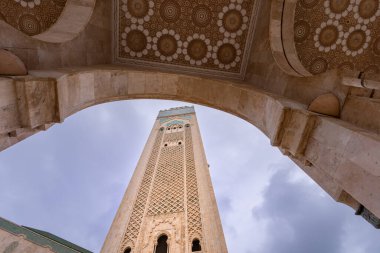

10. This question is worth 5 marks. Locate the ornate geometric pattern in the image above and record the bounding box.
[120,130,164,249]
[119,114,205,252]
[0,0,66,36]
[294,0,380,75]
[115,0,259,79]
[163,131,183,142]
[147,131,185,215]
[185,126,203,243]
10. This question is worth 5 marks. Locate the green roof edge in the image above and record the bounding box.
[23,226,92,253]
[0,217,92,253]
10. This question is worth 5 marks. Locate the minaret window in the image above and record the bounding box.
[123,247,131,253]
[192,239,201,252]
[155,235,168,253]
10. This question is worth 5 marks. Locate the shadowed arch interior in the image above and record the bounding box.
[192,239,201,252]
[155,235,168,253]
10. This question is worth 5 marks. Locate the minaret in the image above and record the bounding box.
[101,106,228,253]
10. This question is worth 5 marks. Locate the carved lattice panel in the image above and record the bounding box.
[185,126,203,243]
[120,130,164,250]
[148,131,185,215]
[163,131,183,142]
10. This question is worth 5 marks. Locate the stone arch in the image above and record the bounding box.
[0,49,27,75]
[0,0,96,43]
[1,67,380,228]
[270,0,380,77]
[270,0,310,76]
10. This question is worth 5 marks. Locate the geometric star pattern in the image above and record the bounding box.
[115,0,260,79]
[294,0,380,75]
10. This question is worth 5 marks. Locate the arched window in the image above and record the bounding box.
[124,247,131,253]
[192,239,201,252]
[155,235,168,253]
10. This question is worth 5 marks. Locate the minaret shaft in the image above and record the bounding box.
[101,107,228,253]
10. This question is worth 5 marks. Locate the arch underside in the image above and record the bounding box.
[270,0,380,77]
[0,66,380,229]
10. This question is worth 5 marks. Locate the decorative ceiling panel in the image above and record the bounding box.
[114,0,260,79]
[294,0,380,75]
[0,0,66,36]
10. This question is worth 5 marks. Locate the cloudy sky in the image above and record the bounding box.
[0,100,379,253]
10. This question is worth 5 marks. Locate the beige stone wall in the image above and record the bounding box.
[0,229,54,253]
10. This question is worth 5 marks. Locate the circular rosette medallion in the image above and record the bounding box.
[353,0,380,24]
[314,20,343,52]
[324,0,355,19]
[121,24,151,57]
[217,0,249,38]
[152,29,182,62]
[183,34,212,66]
[121,0,154,24]
[309,57,329,75]
[192,4,212,27]
[160,0,181,23]
[342,24,371,56]
[212,38,242,70]
[18,14,41,35]
[294,20,311,43]
[14,0,41,8]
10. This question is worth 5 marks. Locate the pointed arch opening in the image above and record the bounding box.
[155,234,168,253]
[192,239,201,252]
